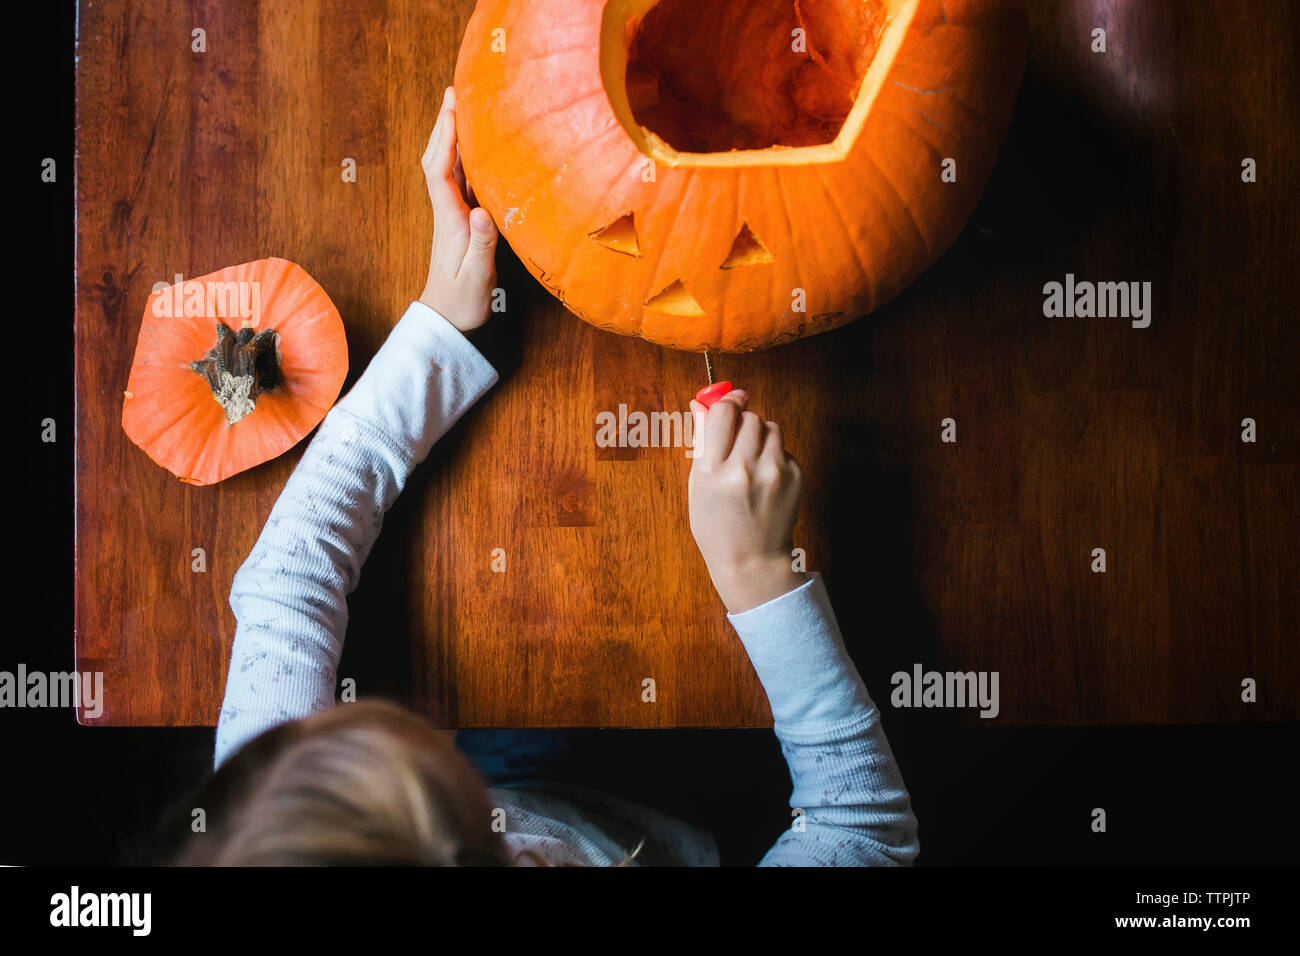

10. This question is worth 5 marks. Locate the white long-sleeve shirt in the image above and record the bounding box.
[215,301,919,866]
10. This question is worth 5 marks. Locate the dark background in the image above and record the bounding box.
[6,0,1297,867]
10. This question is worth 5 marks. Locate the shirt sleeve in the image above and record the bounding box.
[727,573,920,866]
[213,302,498,768]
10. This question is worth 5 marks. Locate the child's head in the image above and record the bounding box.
[180,700,509,866]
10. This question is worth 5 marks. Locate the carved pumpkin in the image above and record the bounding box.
[454,0,1026,351]
[122,258,348,485]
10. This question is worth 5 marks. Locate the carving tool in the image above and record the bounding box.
[694,350,734,409]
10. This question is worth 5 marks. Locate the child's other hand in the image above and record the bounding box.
[688,391,807,614]
[419,87,498,333]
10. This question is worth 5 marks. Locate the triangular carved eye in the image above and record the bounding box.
[720,222,773,269]
[590,213,640,256]
[644,279,704,316]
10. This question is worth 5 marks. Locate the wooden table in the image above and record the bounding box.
[75,0,1298,727]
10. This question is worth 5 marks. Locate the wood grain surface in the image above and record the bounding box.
[75,0,1298,727]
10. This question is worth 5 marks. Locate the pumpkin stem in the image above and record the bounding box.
[190,322,281,425]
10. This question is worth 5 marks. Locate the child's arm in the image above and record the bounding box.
[215,89,499,767]
[727,575,918,865]
[688,394,919,866]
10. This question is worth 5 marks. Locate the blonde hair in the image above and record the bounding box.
[180,701,509,866]
[179,700,643,866]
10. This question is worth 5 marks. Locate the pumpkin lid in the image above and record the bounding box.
[121,257,348,485]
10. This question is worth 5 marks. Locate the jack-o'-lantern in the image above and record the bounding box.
[453,0,1027,352]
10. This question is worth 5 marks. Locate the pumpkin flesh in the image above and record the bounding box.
[626,0,887,152]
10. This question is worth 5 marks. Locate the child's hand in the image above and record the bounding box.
[688,391,808,614]
[418,87,498,333]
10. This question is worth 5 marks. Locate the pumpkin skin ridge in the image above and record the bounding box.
[537,132,641,333]
[862,145,933,257]
[251,258,311,330]
[463,111,648,322]
[811,164,877,304]
[552,125,666,330]
[636,167,703,340]
[770,166,809,341]
[717,170,758,350]
[123,375,223,473]
[127,373,317,486]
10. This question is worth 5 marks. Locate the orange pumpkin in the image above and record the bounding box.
[122,258,348,485]
[454,0,1026,352]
